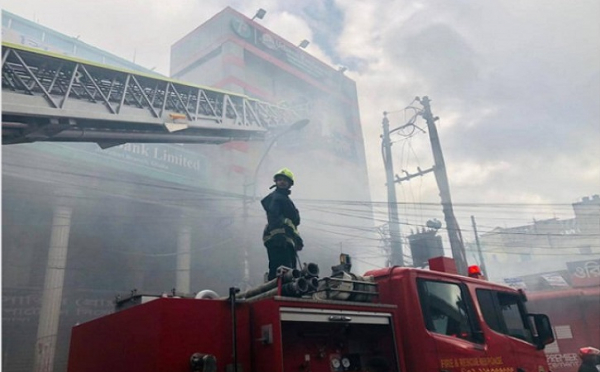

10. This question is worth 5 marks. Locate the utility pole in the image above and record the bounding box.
[471,215,488,277]
[418,96,468,275]
[381,112,404,266]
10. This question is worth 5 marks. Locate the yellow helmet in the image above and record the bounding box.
[273,168,295,185]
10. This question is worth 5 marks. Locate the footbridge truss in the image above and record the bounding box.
[2,42,303,147]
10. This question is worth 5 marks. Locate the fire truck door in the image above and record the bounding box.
[417,279,493,371]
[498,292,547,372]
[476,289,544,372]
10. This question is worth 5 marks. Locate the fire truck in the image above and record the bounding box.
[67,256,555,372]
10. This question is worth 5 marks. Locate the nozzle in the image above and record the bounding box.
[281,277,309,296]
[302,262,320,278]
[306,277,319,291]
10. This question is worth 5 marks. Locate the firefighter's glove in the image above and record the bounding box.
[294,235,304,251]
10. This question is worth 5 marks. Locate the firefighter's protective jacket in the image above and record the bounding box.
[260,188,303,250]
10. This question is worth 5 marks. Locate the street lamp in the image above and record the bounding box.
[241,118,310,289]
[298,39,310,49]
[251,8,267,21]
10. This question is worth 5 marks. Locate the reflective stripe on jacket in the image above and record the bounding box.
[263,218,302,248]
[261,188,302,249]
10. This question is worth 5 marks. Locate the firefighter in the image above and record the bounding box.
[261,168,303,281]
[578,346,600,372]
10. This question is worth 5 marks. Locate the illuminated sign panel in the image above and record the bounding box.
[230,17,332,82]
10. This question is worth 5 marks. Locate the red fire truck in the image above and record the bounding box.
[67,257,555,372]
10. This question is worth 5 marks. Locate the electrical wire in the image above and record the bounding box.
[3,157,598,264]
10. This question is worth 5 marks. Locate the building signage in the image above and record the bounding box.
[541,273,570,288]
[503,277,527,289]
[566,259,600,287]
[32,143,210,189]
[2,288,114,325]
[230,17,332,82]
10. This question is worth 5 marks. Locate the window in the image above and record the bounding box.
[477,290,503,332]
[418,279,480,342]
[477,289,533,343]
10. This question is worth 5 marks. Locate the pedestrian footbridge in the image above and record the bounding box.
[2,42,302,148]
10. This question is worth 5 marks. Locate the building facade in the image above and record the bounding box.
[480,195,600,282]
[170,7,370,201]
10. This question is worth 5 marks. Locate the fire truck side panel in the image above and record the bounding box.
[504,327,548,372]
[371,268,440,371]
[68,298,161,372]
[67,298,251,372]
[250,298,402,372]
[249,299,286,372]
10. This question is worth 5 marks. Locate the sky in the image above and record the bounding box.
[2,0,599,229]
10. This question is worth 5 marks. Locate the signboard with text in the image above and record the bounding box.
[566,259,600,287]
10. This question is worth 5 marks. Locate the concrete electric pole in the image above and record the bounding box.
[381,112,404,267]
[471,215,488,277]
[418,96,468,275]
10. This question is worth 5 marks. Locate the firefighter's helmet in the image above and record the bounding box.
[273,168,295,185]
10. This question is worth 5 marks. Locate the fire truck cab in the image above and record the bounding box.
[67,258,554,372]
[368,259,554,372]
